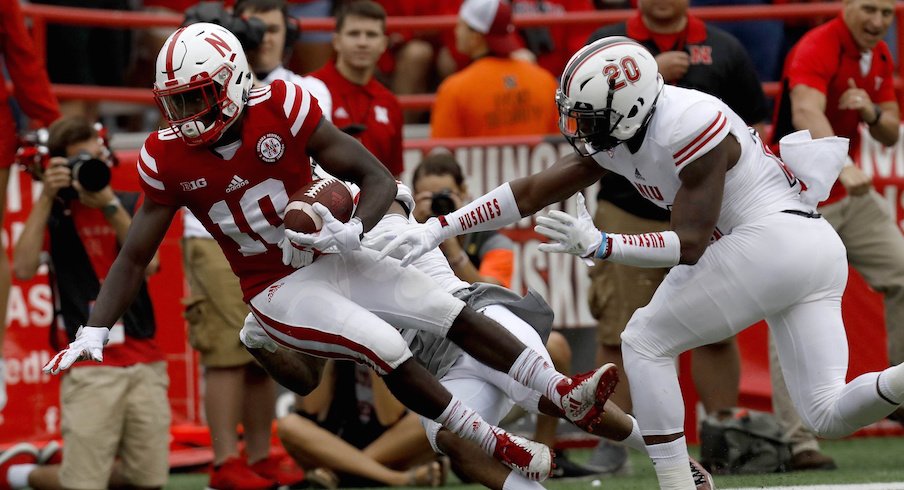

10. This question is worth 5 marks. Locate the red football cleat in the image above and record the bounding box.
[37,441,62,466]
[556,363,619,432]
[0,443,39,490]
[206,457,276,490]
[249,454,304,487]
[492,429,554,482]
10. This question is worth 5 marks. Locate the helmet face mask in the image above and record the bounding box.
[153,24,252,146]
[557,37,663,157]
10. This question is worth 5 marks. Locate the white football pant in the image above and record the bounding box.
[621,212,899,439]
[246,248,464,375]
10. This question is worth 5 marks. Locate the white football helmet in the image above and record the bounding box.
[153,23,253,146]
[557,37,664,155]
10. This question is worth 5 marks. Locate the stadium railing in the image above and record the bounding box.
[18,2,904,109]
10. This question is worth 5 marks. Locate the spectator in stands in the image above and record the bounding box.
[286,0,335,75]
[311,0,404,177]
[277,360,446,488]
[770,0,901,471]
[430,0,559,138]
[409,153,597,479]
[236,0,334,118]
[0,0,61,413]
[180,2,315,488]
[30,0,132,120]
[4,116,169,490]
[584,0,770,473]
[690,0,784,81]
[512,0,597,77]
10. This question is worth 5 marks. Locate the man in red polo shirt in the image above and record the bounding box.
[311,0,404,177]
[771,0,902,471]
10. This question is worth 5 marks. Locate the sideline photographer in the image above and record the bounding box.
[3,116,169,490]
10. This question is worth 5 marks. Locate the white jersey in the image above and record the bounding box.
[592,85,808,237]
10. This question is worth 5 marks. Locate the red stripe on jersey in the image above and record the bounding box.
[252,314,366,364]
[674,114,727,167]
[165,27,186,79]
[249,303,394,373]
[673,112,725,160]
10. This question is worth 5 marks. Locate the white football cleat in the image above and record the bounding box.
[690,457,715,490]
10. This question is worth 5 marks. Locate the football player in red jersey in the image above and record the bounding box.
[40,23,620,482]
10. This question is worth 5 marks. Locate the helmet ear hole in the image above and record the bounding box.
[627,106,639,118]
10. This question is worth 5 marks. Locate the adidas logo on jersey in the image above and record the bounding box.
[226,175,249,193]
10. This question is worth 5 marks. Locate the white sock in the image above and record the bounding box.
[508,348,567,408]
[435,397,498,455]
[647,437,694,490]
[878,365,904,404]
[7,464,36,490]
[502,469,545,490]
[620,416,647,454]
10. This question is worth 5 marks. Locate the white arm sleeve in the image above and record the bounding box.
[438,183,521,237]
[597,230,681,268]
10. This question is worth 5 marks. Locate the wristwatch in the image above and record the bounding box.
[102,197,121,218]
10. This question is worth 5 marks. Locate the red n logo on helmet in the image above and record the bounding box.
[204,33,232,57]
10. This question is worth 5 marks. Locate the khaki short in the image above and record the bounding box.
[183,237,253,367]
[60,362,171,489]
[588,201,670,346]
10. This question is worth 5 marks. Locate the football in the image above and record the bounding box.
[283,178,355,233]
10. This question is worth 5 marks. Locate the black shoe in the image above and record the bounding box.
[550,452,601,479]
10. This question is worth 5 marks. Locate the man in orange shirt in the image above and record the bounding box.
[430,0,559,138]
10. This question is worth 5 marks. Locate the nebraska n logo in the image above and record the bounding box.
[204,32,232,57]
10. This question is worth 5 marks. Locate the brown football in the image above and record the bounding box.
[283,178,354,233]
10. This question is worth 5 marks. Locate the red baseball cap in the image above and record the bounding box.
[459,0,520,56]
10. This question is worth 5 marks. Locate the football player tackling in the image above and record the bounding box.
[379,37,904,489]
[40,23,618,481]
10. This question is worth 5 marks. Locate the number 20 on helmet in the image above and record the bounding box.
[557,36,664,156]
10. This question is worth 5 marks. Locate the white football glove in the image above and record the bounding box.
[376,217,445,266]
[285,203,363,254]
[535,194,603,258]
[240,321,279,353]
[42,326,110,375]
[0,359,6,411]
[278,236,314,268]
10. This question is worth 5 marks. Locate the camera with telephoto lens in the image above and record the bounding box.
[430,189,458,216]
[16,126,113,196]
[183,2,266,51]
[65,151,111,192]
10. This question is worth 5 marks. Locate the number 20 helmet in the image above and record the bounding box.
[557,37,664,156]
[153,23,253,146]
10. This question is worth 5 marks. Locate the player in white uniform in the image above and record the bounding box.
[378,37,904,490]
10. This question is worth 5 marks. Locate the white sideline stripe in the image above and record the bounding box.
[728,484,904,490]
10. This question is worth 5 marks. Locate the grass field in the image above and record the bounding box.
[164,437,904,489]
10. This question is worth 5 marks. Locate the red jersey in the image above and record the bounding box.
[138,80,323,301]
[0,0,60,166]
[311,62,404,177]
[775,16,896,205]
